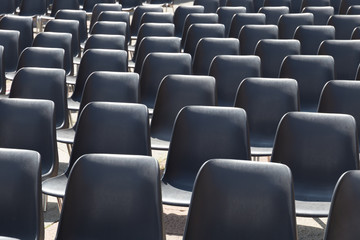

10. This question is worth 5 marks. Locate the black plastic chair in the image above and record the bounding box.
[0,30,19,76]
[301,0,330,9]
[10,67,68,130]
[57,71,139,145]
[279,55,334,112]
[209,55,261,106]
[173,5,204,38]
[327,15,360,39]
[347,5,360,14]
[82,0,116,12]
[130,5,163,39]
[318,80,360,151]
[239,24,278,55]
[19,0,47,16]
[258,6,289,25]
[150,74,216,150]
[228,13,266,38]
[192,37,239,75]
[83,34,126,52]
[324,170,360,240]
[278,13,314,39]
[0,98,58,179]
[161,106,251,206]
[68,49,128,110]
[339,0,360,13]
[183,23,225,58]
[118,0,142,10]
[235,77,299,157]
[255,39,300,77]
[0,0,16,14]
[55,154,163,240]
[226,0,255,12]
[0,148,43,240]
[271,111,359,217]
[89,21,127,45]
[0,15,33,54]
[263,0,291,8]
[50,0,80,17]
[55,10,88,46]
[97,11,131,45]
[89,3,122,31]
[193,0,219,13]
[294,25,335,54]
[183,159,297,240]
[42,102,151,202]
[216,6,247,37]
[139,52,192,112]
[302,6,334,25]
[140,12,174,25]
[318,39,360,79]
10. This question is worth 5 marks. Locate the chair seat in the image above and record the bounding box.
[161,181,193,206]
[151,137,170,150]
[42,173,68,198]
[66,75,76,85]
[67,98,80,111]
[56,127,75,144]
[250,146,273,156]
[295,200,331,217]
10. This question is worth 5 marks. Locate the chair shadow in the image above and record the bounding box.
[297,223,325,240]
[163,212,188,236]
[44,202,60,223]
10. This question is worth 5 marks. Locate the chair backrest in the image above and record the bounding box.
[130,5,163,37]
[263,0,291,8]
[255,39,300,77]
[234,77,299,153]
[278,13,314,39]
[19,0,47,15]
[140,12,174,25]
[339,0,360,13]
[318,39,360,79]
[10,67,68,130]
[0,29,19,73]
[0,148,43,240]
[302,6,334,25]
[239,24,278,55]
[33,32,73,75]
[228,13,266,38]
[294,25,335,54]
[258,6,289,25]
[301,0,330,9]
[184,23,225,58]
[82,0,116,12]
[151,74,216,149]
[327,15,360,39]
[162,106,251,205]
[16,47,65,71]
[209,55,261,106]
[184,159,297,240]
[0,98,58,179]
[0,15,33,54]
[193,0,219,13]
[55,9,88,44]
[347,5,360,14]
[324,170,360,240]
[134,36,181,74]
[56,154,163,240]
[140,52,192,109]
[51,0,80,17]
[173,5,204,38]
[98,11,130,44]
[271,111,359,216]
[0,0,16,14]
[71,49,128,103]
[89,3,122,30]
[118,0,142,9]
[226,0,255,13]
[216,6,247,36]
[279,55,334,112]
[90,21,127,40]
[192,37,239,75]
[83,34,126,52]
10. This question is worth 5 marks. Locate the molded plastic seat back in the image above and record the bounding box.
[278,13,314,39]
[294,25,335,54]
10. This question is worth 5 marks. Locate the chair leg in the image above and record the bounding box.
[57,197,63,213]
[42,194,48,212]
[66,143,72,155]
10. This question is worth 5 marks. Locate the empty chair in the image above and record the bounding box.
[183,159,297,240]
[133,36,181,74]
[173,5,204,38]
[68,49,128,110]
[0,98,58,179]
[258,6,289,25]
[140,52,191,112]
[50,0,80,17]
[89,3,122,30]
[57,71,139,145]
[181,13,218,47]
[346,5,360,14]
[55,154,163,240]
[216,6,247,36]
[151,74,216,150]
[327,15,360,39]
[98,11,131,44]
[0,15,33,54]
[228,13,266,38]
[83,34,126,52]
[183,23,225,58]
[10,67,68,130]
[263,0,291,8]
[140,12,173,25]
[90,21,127,39]
[279,55,334,112]
[302,6,334,25]
[209,55,261,106]
[239,24,278,55]
[339,0,360,13]
[193,0,219,13]
[82,0,116,12]
[324,170,360,240]
[33,32,73,75]
[294,25,335,54]
[118,0,142,10]
[318,80,360,151]
[235,77,299,157]
[42,102,151,201]
[226,0,255,13]
[271,111,359,217]
[318,39,360,79]
[0,0,16,14]
[161,106,251,206]
[0,148,43,240]
[192,37,239,75]
[255,39,300,77]
[301,0,330,8]
[278,13,314,39]
[130,5,163,39]
[0,30,19,75]
[18,0,47,16]
[55,10,88,46]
